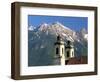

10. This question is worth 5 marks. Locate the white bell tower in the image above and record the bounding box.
[65,40,74,60]
[54,35,65,65]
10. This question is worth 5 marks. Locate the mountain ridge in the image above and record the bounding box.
[28,22,88,66]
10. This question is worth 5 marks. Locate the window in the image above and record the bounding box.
[62,48,63,54]
[67,51,70,57]
[56,47,59,54]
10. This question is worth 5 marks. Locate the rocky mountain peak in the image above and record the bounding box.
[28,25,36,31]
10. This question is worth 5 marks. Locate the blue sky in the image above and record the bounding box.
[28,15,88,31]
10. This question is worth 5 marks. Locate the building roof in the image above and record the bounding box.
[57,35,62,41]
[65,56,87,65]
[54,35,64,45]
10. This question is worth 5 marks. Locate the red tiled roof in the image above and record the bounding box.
[65,56,87,65]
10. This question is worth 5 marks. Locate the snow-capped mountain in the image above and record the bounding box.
[28,22,88,66]
[38,22,74,35]
[80,28,88,40]
[31,22,87,43]
[28,25,36,31]
[36,22,75,41]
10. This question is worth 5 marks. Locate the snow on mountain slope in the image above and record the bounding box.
[28,22,88,66]
[28,22,87,42]
[28,25,36,31]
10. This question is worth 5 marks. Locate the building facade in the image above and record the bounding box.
[54,35,74,65]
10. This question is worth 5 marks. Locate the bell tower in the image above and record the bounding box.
[54,35,65,65]
[65,40,74,60]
